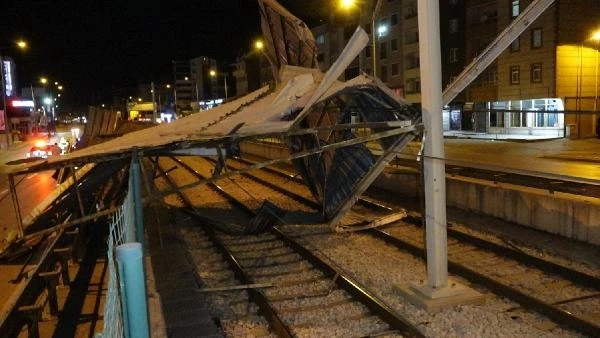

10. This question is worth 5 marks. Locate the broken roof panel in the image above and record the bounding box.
[9,1,423,231]
[258,0,318,81]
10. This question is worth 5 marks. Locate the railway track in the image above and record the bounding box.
[390,156,600,198]
[154,155,425,337]
[223,156,600,336]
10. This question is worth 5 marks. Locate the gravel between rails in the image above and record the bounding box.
[154,156,587,337]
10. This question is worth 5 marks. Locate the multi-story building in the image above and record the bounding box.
[315,0,600,138]
[172,60,195,115]
[190,56,217,102]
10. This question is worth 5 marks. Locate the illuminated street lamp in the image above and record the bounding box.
[338,0,382,78]
[210,69,228,100]
[1,39,28,148]
[16,40,27,49]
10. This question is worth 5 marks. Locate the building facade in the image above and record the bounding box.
[310,0,600,139]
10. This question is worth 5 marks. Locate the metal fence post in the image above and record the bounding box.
[130,150,144,249]
[116,242,149,338]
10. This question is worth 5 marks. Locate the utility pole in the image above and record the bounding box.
[0,55,11,148]
[151,81,157,123]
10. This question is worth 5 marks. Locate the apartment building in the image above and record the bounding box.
[312,0,600,138]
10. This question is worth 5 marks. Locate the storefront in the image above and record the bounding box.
[443,98,566,139]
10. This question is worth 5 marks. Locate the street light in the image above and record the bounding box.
[1,39,28,148]
[338,0,382,78]
[210,69,228,101]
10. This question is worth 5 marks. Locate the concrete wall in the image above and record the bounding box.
[241,141,600,245]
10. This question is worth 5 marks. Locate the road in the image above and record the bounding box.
[400,137,600,183]
[0,133,71,247]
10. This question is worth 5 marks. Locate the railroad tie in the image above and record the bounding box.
[65,227,81,262]
[53,247,73,285]
[17,304,44,338]
[38,266,62,316]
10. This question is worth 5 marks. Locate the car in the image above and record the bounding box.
[27,143,55,159]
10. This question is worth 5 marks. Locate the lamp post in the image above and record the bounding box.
[592,30,600,113]
[0,54,9,147]
[0,40,27,148]
[255,40,264,87]
[339,0,382,77]
[209,69,228,101]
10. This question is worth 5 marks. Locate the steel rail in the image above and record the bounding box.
[236,156,600,290]
[205,157,320,209]
[358,198,600,291]
[270,226,425,337]
[155,157,294,338]
[165,155,426,337]
[368,228,600,337]
[234,154,600,336]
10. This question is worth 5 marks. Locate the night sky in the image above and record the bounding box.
[0,0,327,111]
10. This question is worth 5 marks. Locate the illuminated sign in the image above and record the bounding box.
[12,100,35,107]
[2,60,13,97]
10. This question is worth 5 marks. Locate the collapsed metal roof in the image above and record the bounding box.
[9,0,422,229]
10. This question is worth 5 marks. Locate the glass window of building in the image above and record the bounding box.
[449,48,459,63]
[405,3,417,19]
[510,65,520,84]
[531,63,542,82]
[391,63,399,76]
[531,28,543,48]
[380,42,387,59]
[510,37,520,52]
[381,66,388,82]
[316,34,325,45]
[391,38,398,51]
[449,18,459,34]
[406,78,421,94]
[391,14,398,26]
[405,52,419,69]
[405,30,419,44]
[511,0,520,18]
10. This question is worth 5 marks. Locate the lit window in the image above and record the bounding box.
[532,28,542,48]
[510,65,520,85]
[406,78,421,94]
[316,34,325,45]
[531,63,542,83]
[511,0,520,18]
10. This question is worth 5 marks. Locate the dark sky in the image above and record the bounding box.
[1,0,326,110]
